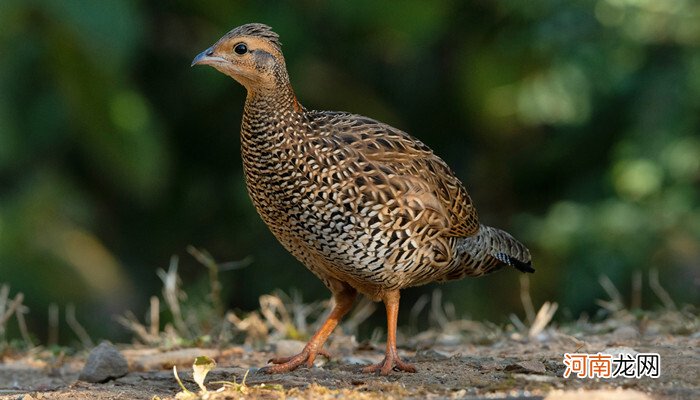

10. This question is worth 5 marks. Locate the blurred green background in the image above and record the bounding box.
[0,0,698,344]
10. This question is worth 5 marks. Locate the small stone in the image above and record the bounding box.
[271,339,306,358]
[79,341,129,383]
[505,360,546,374]
[602,346,638,357]
[513,373,559,382]
[478,359,501,372]
[435,333,461,346]
[611,326,639,341]
[342,356,374,365]
[414,349,450,361]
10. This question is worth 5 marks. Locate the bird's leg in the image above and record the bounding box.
[259,282,356,373]
[362,290,417,375]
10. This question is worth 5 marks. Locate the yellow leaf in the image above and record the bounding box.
[193,356,217,392]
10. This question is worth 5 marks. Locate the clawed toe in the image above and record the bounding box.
[362,355,417,375]
[260,347,332,374]
[259,354,306,374]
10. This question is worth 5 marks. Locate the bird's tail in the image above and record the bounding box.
[457,225,534,275]
[484,225,534,273]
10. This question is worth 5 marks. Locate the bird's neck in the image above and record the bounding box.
[241,83,305,148]
[245,80,303,116]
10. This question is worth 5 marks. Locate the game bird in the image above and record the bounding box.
[192,23,533,375]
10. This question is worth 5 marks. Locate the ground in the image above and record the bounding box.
[1,313,698,400]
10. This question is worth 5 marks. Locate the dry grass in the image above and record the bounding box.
[2,255,698,400]
[0,283,33,349]
[508,275,559,341]
[115,250,253,348]
[116,251,374,351]
[4,250,697,366]
[565,270,699,337]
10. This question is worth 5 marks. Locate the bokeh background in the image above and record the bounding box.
[0,0,698,344]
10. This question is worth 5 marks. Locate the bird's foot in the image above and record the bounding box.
[362,353,417,375]
[258,347,331,374]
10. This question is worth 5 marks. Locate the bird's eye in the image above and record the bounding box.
[234,43,248,55]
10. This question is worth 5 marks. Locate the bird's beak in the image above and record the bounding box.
[191,46,226,67]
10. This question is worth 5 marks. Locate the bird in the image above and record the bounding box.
[192,23,534,376]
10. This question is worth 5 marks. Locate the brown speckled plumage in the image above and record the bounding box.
[193,23,533,375]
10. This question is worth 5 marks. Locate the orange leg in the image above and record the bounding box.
[362,290,416,375]
[259,282,356,373]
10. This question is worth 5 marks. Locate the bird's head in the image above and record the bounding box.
[192,23,287,91]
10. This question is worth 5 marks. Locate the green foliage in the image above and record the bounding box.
[0,0,697,342]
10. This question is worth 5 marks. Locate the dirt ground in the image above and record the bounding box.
[1,315,698,400]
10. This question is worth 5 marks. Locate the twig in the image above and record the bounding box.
[0,284,9,326]
[598,275,624,312]
[66,304,94,348]
[48,303,59,346]
[258,294,292,337]
[343,296,376,335]
[285,290,313,336]
[649,268,676,311]
[187,246,224,317]
[444,300,456,321]
[157,256,190,337]
[429,289,449,330]
[370,327,383,344]
[631,270,642,310]
[217,310,235,345]
[150,296,160,338]
[15,305,33,347]
[0,286,33,347]
[0,292,23,327]
[529,301,558,339]
[509,313,528,333]
[520,275,536,325]
[408,294,429,334]
[218,256,253,271]
[116,311,159,345]
[226,311,268,346]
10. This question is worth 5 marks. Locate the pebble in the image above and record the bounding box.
[271,339,306,358]
[611,326,639,341]
[78,341,129,383]
[342,356,374,365]
[601,346,638,357]
[505,360,547,374]
[513,373,559,382]
[415,348,451,361]
[435,333,462,346]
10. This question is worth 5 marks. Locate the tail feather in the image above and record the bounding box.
[452,224,534,279]
[483,225,534,273]
[494,252,535,273]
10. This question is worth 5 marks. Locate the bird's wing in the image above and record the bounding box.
[314,112,480,238]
